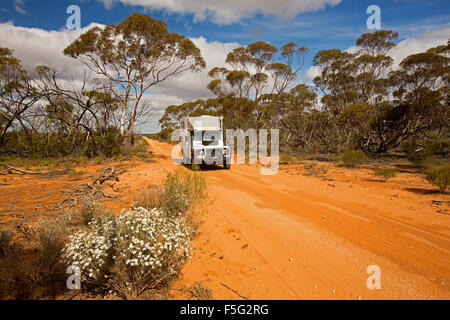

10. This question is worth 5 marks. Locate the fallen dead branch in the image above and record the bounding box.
[59,165,126,208]
[220,283,249,300]
[432,200,450,206]
[0,213,27,220]
[0,163,70,176]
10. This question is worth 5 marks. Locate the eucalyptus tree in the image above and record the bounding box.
[0,47,39,148]
[64,13,206,144]
[312,30,400,152]
[207,41,308,129]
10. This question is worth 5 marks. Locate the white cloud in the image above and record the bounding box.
[305,65,322,82]
[0,22,102,80]
[151,36,239,101]
[13,0,28,15]
[389,27,450,68]
[97,0,342,25]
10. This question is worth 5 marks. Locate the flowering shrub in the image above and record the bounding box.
[110,207,192,298]
[62,213,117,284]
[62,207,192,297]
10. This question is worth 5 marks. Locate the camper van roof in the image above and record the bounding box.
[185,116,221,131]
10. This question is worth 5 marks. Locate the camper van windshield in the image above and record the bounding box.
[201,130,220,146]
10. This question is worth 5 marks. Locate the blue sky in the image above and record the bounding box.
[1,0,448,48]
[0,0,449,132]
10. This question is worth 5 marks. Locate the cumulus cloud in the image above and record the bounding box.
[97,0,342,25]
[305,65,322,82]
[0,22,101,80]
[389,27,450,68]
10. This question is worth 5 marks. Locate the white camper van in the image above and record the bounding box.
[180,116,231,169]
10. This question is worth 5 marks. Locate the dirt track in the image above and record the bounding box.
[145,139,450,300]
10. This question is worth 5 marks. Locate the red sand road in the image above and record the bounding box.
[146,139,450,300]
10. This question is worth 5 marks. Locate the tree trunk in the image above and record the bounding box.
[130,101,139,145]
[120,100,126,137]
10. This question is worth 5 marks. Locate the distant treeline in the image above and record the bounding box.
[159,31,449,160]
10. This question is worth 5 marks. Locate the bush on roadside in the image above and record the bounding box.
[0,219,68,299]
[70,196,105,226]
[373,168,397,182]
[62,207,192,299]
[135,169,207,218]
[160,169,207,218]
[110,207,192,299]
[280,155,297,165]
[134,185,162,210]
[0,230,14,257]
[426,164,450,193]
[62,212,117,288]
[342,150,368,168]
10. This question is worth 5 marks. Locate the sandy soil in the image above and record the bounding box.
[1,139,449,300]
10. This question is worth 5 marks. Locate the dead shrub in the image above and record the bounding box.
[187,282,213,300]
[0,229,14,257]
[0,218,68,299]
[134,185,162,210]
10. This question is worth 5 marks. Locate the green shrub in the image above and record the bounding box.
[160,169,207,218]
[426,164,450,193]
[280,155,296,165]
[405,136,449,164]
[342,150,368,168]
[373,168,397,182]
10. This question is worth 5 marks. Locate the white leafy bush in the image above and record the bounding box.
[115,207,191,269]
[62,207,192,295]
[62,214,117,283]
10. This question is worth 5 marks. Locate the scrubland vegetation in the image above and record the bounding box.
[0,169,207,299]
